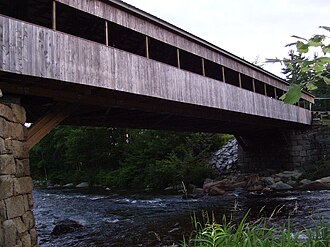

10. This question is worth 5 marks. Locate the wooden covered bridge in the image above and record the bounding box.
[0,0,314,147]
[0,0,315,246]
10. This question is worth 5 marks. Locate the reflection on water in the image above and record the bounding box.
[33,188,330,246]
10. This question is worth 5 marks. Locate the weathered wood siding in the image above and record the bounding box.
[0,16,311,125]
[56,0,313,103]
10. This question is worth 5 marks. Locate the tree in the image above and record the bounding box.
[267,26,330,104]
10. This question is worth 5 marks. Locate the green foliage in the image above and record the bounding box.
[182,213,330,247]
[30,127,229,189]
[267,26,330,104]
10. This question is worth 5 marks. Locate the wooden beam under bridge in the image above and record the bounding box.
[27,103,74,151]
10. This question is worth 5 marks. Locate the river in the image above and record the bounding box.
[33,188,330,246]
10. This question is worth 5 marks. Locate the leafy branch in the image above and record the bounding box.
[267,26,330,104]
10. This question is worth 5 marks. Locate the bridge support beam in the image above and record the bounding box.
[0,102,38,247]
[238,127,330,171]
[27,103,72,151]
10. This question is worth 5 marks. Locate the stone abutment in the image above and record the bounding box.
[238,125,330,171]
[0,102,37,247]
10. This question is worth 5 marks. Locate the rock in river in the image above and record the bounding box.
[76,182,89,188]
[51,219,83,236]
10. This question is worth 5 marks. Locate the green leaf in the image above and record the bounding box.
[306,83,317,91]
[313,62,324,73]
[316,56,330,63]
[296,41,309,53]
[322,45,330,54]
[308,35,325,47]
[320,76,330,85]
[282,84,302,104]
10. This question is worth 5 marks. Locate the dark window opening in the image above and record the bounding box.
[57,3,105,44]
[299,99,310,109]
[179,50,203,75]
[204,59,223,81]
[275,88,284,100]
[266,84,276,98]
[0,0,52,28]
[241,74,254,91]
[224,67,239,87]
[108,22,145,56]
[254,80,265,95]
[149,38,177,67]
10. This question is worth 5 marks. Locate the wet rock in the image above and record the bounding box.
[298,181,330,191]
[247,184,263,191]
[192,187,204,194]
[76,182,89,188]
[51,219,83,236]
[208,187,226,196]
[316,176,330,184]
[299,179,312,185]
[63,183,74,188]
[287,180,297,187]
[270,181,293,190]
[275,170,302,181]
[260,177,275,186]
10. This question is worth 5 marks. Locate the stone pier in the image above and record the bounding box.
[238,125,330,171]
[0,102,38,247]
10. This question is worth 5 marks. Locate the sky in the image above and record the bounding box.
[122,0,329,77]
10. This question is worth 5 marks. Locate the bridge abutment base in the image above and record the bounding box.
[238,126,330,172]
[0,102,38,247]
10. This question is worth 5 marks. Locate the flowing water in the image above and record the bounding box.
[33,188,330,246]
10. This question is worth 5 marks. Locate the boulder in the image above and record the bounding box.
[316,176,330,184]
[76,182,89,188]
[208,187,226,196]
[298,181,330,191]
[270,181,293,190]
[260,177,275,186]
[247,184,263,191]
[299,179,312,185]
[275,170,302,181]
[51,219,83,236]
[63,183,74,188]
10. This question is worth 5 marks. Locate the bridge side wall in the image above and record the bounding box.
[238,126,330,171]
[0,103,37,247]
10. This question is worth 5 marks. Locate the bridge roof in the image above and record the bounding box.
[107,0,313,98]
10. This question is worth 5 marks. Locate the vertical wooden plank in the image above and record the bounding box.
[264,83,267,96]
[274,87,277,99]
[201,58,205,76]
[145,36,149,58]
[238,73,242,88]
[105,20,108,46]
[52,0,56,30]
[222,66,225,82]
[252,78,256,92]
[176,48,180,69]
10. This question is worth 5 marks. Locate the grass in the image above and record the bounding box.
[181,212,329,247]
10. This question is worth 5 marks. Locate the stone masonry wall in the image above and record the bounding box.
[238,125,330,171]
[0,103,38,247]
[288,125,330,169]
